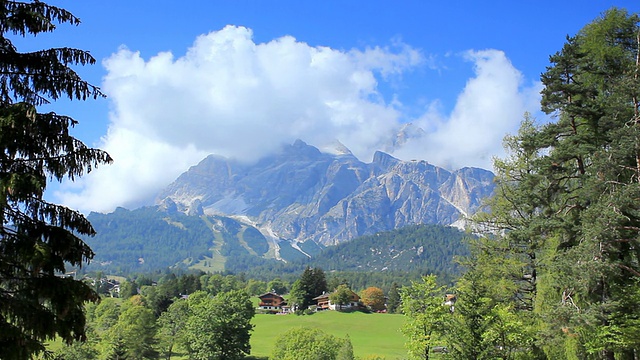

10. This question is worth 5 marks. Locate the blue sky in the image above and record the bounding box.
[31,1,640,212]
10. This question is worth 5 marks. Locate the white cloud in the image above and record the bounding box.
[54,27,541,213]
[55,25,424,213]
[394,49,542,169]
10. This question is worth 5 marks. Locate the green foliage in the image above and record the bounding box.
[239,224,469,289]
[298,240,325,257]
[291,266,328,309]
[325,270,422,294]
[245,278,268,296]
[266,278,287,295]
[277,240,310,262]
[85,207,216,274]
[82,203,468,283]
[139,272,203,316]
[360,286,386,311]
[184,290,255,360]
[53,340,98,360]
[308,224,470,274]
[104,303,157,359]
[242,226,269,256]
[156,299,189,359]
[329,284,354,310]
[199,273,242,296]
[468,7,640,359]
[386,283,401,314]
[288,280,306,310]
[91,297,121,334]
[400,275,449,359]
[337,334,355,360]
[270,327,352,360]
[0,1,112,358]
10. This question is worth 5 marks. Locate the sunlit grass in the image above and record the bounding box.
[250,310,407,359]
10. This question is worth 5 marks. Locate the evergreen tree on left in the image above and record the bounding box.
[0,1,112,359]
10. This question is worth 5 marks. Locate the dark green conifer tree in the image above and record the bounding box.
[386,282,401,314]
[293,266,328,309]
[472,7,640,359]
[0,1,111,358]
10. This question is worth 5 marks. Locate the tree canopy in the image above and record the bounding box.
[468,7,640,359]
[329,284,354,311]
[0,1,111,358]
[271,327,354,360]
[360,286,386,312]
[184,290,255,360]
[400,275,449,360]
[289,266,328,310]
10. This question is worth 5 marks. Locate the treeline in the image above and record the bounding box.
[57,273,255,360]
[232,224,471,284]
[308,224,470,274]
[58,269,399,359]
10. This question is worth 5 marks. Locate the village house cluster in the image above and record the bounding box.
[257,290,362,314]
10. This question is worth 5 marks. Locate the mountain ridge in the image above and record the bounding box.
[157,140,494,245]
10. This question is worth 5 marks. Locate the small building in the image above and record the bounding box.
[313,291,361,311]
[444,294,457,313]
[257,292,287,312]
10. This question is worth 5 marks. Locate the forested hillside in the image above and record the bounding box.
[85,207,216,273]
[222,224,471,288]
[83,205,470,283]
[309,224,469,274]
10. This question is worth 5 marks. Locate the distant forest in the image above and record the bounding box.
[82,206,471,286]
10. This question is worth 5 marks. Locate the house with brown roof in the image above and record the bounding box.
[257,292,288,312]
[313,290,361,311]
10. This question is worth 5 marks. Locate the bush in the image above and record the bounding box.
[271,327,353,360]
[303,308,316,316]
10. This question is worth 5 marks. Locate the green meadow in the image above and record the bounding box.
[250,311,407,359]
[45,303,408,359]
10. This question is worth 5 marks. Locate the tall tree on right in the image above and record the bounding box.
[472,7,640,359]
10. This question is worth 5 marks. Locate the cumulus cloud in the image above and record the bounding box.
[54,27,541,213]
[394,49,542,169]
[54,25,425,212]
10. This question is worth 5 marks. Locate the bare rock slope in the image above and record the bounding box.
[157,140,494,245]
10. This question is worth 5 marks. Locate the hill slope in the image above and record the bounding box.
[84,206,470,278]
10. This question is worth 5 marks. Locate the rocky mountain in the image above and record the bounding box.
[157,140,494,245]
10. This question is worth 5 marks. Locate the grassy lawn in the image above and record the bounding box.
[47,306,407,359]
[250,310,407,359]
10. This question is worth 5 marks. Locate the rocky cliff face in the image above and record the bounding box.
[157,140,494,245]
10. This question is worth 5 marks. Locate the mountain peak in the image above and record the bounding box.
[319,139,354,157]
[157,140,495,245]
[281,139,323,160]
[372,151,400,170]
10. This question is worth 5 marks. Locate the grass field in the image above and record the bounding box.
[250,311,407,359]
[46,304,408,359]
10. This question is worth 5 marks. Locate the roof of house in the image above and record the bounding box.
[312,293,330,301]
[257,292,284,299]
[312,290,360,301]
